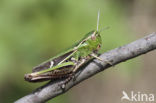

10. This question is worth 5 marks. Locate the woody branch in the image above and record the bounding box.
[15,32,156,103]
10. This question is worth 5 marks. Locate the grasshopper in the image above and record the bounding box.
[24,11,111,87]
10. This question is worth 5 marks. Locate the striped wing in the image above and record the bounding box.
[32,50,76,73]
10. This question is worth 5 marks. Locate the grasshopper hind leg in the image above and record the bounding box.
[60,58,86,89]
[60,73,74,89]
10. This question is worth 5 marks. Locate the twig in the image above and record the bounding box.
[15,32,156,103]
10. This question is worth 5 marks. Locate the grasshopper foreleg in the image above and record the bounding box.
[90,53,113,65]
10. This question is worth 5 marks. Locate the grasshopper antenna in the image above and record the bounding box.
[97,10,100,31]
[99,26,110,33]
[97,10,110,33]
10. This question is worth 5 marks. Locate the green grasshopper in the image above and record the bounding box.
[24,11,111,87]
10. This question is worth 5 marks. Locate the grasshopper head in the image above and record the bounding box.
[83,30,102,52]
[90,30,101,41]
[91,30,100,38]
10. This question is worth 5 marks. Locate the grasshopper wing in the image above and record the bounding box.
[32,49,76,73]
[32,33,91,73]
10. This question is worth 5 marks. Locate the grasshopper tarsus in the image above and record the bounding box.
[60,73,74,89]
[102,59,113,66]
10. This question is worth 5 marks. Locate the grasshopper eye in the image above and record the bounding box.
[91,34,96,40]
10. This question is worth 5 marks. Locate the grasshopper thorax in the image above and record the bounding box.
[73,30,102,60]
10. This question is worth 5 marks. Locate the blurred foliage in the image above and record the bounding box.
[0,0,139,103]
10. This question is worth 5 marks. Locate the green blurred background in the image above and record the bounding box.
[0,0,156,103]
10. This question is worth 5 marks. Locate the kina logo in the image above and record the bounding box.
[121,91,155,102]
